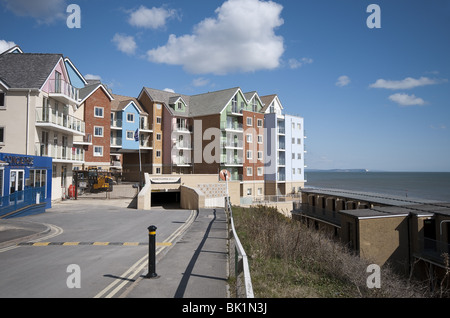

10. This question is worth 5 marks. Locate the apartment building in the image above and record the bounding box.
[138,88,193,175]
[242,92,265,198]
[74,81,114,170]
[0,47,86,201]
[110,94,153,181]
[261,94,306,195]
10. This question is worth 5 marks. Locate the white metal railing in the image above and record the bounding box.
[35,142,84,162]
[222,139,243,148]
[226,198,254,298]
[36,107,85,134]
[47,79,79,101]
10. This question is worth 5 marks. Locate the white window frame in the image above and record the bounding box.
[94,126,104,137]
[246,134,252,143]
[257,135,263,144]
[127,113,134,123]
[257,119,263,127]
[246,117,252,126]
[258,151,263,161]
[94,106,104,118]
[246,150,252,160]
[156,150,161,158]
[246,167,252,176]
[257,167,263,176]
[156,133,161,141]
[126,131,134,140]
[94,146,103,157]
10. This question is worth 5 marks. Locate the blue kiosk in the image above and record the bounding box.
[0,153,52,219]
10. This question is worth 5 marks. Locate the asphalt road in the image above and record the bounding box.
[0,199,196,298]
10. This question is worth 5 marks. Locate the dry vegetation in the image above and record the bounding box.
[231,205,435,298]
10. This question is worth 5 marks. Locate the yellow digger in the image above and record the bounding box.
[87,167,114,192]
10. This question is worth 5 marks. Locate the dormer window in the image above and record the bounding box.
[177,102,182,110]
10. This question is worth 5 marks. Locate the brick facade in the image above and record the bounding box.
[84,87,111,167]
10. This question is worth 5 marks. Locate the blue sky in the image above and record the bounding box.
[1,0,449,172]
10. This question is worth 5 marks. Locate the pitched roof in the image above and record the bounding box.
[260,94,280,112]
[189,87,240,117]
[111,94,146,114]
[0,53,62,89]
[142,86,244,117]
[79,82,114,103]
[142,87,191,117]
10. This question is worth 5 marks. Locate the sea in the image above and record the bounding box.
[304,171,450,203]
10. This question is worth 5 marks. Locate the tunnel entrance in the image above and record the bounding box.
[151,191,181,209]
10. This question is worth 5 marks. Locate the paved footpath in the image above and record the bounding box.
[123,208,229,298]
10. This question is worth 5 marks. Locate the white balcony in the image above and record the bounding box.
[173,123,192,134]
[222,139,243,149]
[173,156,192,166]
[47,79,80,106]
[173,141,192,150]
[35,142,84,164]
[36,107,85,136]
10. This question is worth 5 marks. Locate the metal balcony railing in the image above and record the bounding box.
[36,107,85,134]
[35,142,84,162]
[47,79,80,102]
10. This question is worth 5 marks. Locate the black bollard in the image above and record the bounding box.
[145,225,158,279]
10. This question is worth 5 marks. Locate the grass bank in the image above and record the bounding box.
[231,205,429,298]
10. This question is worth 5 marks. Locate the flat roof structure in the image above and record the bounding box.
[302,187,446,207]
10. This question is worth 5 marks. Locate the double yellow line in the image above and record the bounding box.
[94,210,197,298]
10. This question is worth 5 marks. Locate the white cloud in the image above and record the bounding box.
[147,0,285,75]
[112,33,137,55]
[192,77,210,87]
[388,93,427,106]
[288,57,313,69]
[1,0,67,24]
[84,74,102,81]
[128,5,178,29]
[163,88,175,93]
[0,40,17,53]
[370,77,445,90]
[336,75,350,87]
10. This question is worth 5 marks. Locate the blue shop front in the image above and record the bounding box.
[0,153,52,219]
